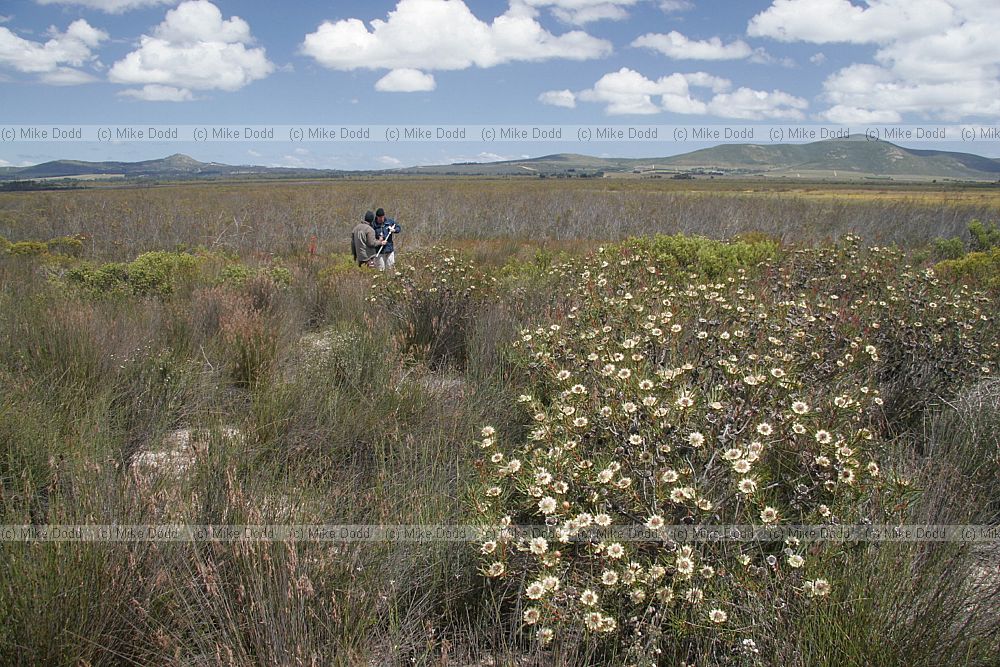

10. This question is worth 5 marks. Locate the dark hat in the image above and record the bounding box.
[375,208,385,218]
[364,210,375,223]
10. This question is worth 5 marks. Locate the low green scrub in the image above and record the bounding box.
[935,246,1000,290]
[66,250,201,296]
[0,235,84,258]
[7,241,48,257]
[608,233,780,278]
[219,262,292,288]
[45,235,84,257]
[928,219,1000,262]
[968,218,1000,252]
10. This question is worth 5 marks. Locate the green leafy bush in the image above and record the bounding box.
[609,233,780,279]
[930,236,965,261]
[935,247,1000,290]
[66,251,200,295]
[45,235,84,257]
[968,219,1000,252]
[219,262,256,287]
[8,241,48,257]
[219,262,292,288]
[267,265,292,286]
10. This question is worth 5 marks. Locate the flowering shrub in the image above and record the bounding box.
[372,249,498,368]
[473,236,997,660]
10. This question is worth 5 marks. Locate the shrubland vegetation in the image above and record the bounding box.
[0,179,998,666]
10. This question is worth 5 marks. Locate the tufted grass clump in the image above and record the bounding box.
[373,249,500,369]
[473,236,997,662]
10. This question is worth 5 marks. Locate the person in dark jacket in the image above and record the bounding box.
[351,210,386,268]
[370,207,401,271]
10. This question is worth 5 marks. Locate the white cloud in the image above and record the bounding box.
[578,67,731,115]
[707,87,808,120]
[659,0,694,11]
[301,0,611,90]
[0,158,10,166]
[0,15,12,24]
[750,0,1000,120]
[821,62,1000,121]
[35,0,178,13]
[579,68,682,114]
[444,151,514,163]
[516,0,639,24]
[40,66,99,84]
[117,83,193,100]
[375,67,435,92]
[377,155,403,166]
[538,89,576,107]
[633,31,753,60]
[747,0,953,44]
[0,19,107,82]
[109,0,273,100]
[809,52,826,65]
[572,67,806,119]
[820,104,901,123]
[748,48,795,67]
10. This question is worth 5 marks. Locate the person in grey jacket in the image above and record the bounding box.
[351,210,386,267]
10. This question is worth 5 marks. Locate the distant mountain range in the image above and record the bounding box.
[0,153,345,181]
[2,137,999,183]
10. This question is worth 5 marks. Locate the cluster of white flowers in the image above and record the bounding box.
[468,238,997,654]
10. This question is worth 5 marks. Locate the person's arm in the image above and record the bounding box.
[365,227,386,248]
[390,220,401,235]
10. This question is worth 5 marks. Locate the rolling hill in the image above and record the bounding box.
[402,137,1000,180]
[0,153,346,181]
[2,138,999,183]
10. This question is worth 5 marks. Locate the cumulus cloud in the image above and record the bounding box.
[578,68,734,115]
[35,0,178,13]
[516,0,639,24]
[377,155,403,166]
[747,0,952,44]
[749,0,1000,120]
[809,52,826,65]
[538,88,577,107]
[0,18,106,83]
[301,0,611,90]
[117,83,193,101]
[707,87,808,119]
[109,0,273,100]
[633,31,753,60]
[374,67,435,92]
[571,67,807,118]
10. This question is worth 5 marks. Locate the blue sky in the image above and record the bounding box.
[1,0,998,168]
